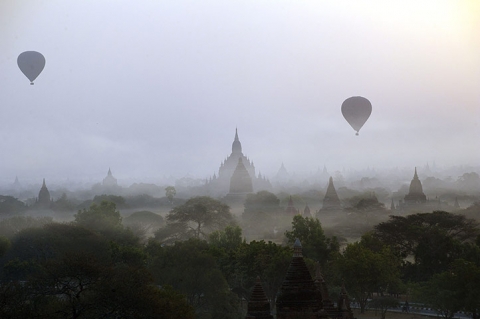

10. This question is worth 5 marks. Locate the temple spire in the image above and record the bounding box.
[404,167,426,203]
[276,239,327,318]
[245,277,273,319]
[232,128,242,154]
[286,196,298,215]
[293,238,302,257]
[322,177,341,210]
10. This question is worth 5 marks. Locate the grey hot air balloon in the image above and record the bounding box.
[341,96,372,136]
[17,51,46,85]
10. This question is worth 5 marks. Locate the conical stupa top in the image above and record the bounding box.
[13,176,21,188]
[293,238,302,257]
[245,276,273,318]
[38,178,51,206]
[323,176,341,209]
[408,167,424,195]
[250,276,269,303]
[276,238,319,317]
[232,128,242,154]
[103,168,118,187]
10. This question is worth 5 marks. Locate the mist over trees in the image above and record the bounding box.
[0,164,479,318]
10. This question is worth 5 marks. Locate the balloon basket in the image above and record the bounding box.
[355,132,359,136]
[30,82,34,85]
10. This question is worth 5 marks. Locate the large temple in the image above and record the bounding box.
[403,167,426,204]
[396,168,450,212]
[35,178,52,209]
[206,129,271,197]
[103,168,118,187]
[92,168,122,195]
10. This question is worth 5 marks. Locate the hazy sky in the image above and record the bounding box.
[1,0,479,184]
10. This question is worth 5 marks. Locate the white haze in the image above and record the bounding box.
[0,0,479,185]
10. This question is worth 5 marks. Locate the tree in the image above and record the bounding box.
[0,196,27,216]
[416,259,480,319]
[242,191,281,237]
[74,201,141,248]
[154,222,192,244]
[1,223,111,317]
[165,186,177,204]
[77,195,127,210]
[369,297,400,319]
[51,193,75,212]
[92,265,196,319]
[147,238,241,318]
[1,222,193,319]
[0,236,10,258]
[165,196,234,240]
[336,239,401,313]
[222,239,292,311]
[457,172,480,192]
[0,216,53,239]
[373,211,480,280]
[74,201,123,231]
[209,225,243,252]
[123,210,164,242]
[284,215,338,264]
[243,191,280,215]
[461,201,480,220]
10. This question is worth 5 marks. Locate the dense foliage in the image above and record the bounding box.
[0,198,479,318]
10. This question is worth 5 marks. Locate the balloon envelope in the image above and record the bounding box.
[341,96,372,135]
[17,51,46,85]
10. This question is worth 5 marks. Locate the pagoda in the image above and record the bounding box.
[206,129,271,196]
[403,168,426,204]
[285,196,299,215]
[245,277,274,319]
[36,178,51,208]
[276,239,328,319]
[317,177,342,217]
